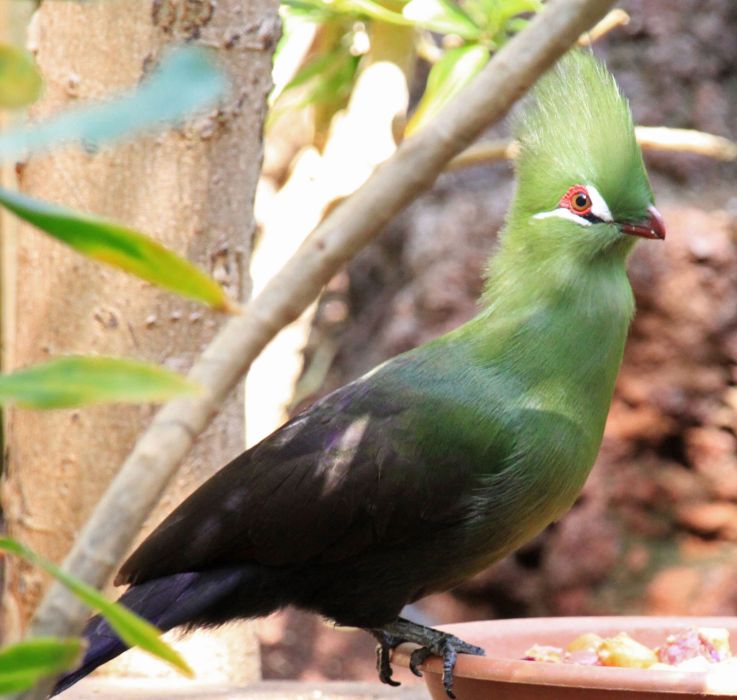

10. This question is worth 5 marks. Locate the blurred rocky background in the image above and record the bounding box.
[258,0,737,682]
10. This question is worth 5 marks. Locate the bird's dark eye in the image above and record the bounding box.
[573,193,589,211]
[560,185,593,216]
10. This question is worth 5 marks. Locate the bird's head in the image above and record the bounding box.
[507,51,665,263]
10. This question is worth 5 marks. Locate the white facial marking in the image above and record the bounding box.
[587,184,613,222]
[533,208,591,226]
[533,183,612,227]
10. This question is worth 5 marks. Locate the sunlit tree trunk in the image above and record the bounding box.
[1,0,277,683]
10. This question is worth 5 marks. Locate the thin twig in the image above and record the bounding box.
[21,1,618,696]
[448,126,737,170]
[635,126,737,161]
[578,7,629,45]
[446,138,519,169]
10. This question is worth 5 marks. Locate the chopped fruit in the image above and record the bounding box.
[565,633,605,653]
[657,627,732,665]
[566,650,600,665]
[598,633,658,668]
[523,627,735,670]
[522,644,564,663]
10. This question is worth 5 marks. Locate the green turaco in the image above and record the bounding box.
[54,51,664,698]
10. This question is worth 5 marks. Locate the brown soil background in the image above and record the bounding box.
[260,0,737,683]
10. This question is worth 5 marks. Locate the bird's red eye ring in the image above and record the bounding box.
[561,185,592,215]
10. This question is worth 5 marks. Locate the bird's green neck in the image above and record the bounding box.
[468,229,634,445]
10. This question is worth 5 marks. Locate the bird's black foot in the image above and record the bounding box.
[368,617,485,698]
[372,630,403,687]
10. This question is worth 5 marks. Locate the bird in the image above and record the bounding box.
[53,50,665,698]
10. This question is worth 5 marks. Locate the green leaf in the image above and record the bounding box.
[284,0,481,36]
[268,41,359,129]
[402,0,481,39]
[460,0,540,38]
[0,356,201,409]
[0,43,42,109]
[335,0,412,25]
[0,638,85,694]
[0,186,237,311]
[0,46,227,162]
[300,51,359,107]
[406,44,489,135]
[0,537,193,678]
[494,0,542,23]
[283,51,341,94]
[505,16,530,33]
[282,0,412,26]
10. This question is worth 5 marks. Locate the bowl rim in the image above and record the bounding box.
[392,616,737,696]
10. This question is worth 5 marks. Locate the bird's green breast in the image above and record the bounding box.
[417,258,634,580]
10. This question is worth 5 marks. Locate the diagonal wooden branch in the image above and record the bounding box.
[23,0,617,688]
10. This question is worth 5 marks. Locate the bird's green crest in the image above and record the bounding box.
[512,51,652,225]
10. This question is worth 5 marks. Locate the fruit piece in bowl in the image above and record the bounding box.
[523,627,737,670]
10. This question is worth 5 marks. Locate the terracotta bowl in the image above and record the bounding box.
[392,617,737,699]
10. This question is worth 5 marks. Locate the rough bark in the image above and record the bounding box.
[0,0,277,683]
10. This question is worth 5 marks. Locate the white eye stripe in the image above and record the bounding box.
[533,208,592,226]
[533,184,613,227]
[587,185,613,222]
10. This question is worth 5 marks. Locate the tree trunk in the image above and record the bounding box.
[1,0,277,683]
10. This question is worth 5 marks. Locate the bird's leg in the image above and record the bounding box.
[368,617,485,698]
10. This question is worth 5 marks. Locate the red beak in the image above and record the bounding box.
[619,205,666,240]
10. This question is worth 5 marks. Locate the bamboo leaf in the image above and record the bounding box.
[0,43,42,108]
[402,0,481,39]
[0,46,227,162]
[0,638,85,694]
[406,44,489,135]
[0,538,193,678]
[0,356,201,409]
[0,186,237,311]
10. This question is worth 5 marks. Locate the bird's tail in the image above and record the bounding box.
[52,566,252,696]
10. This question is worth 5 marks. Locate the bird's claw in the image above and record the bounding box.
[374,632,402,687]
[443,634,485,658]
[409,646,432,676]
[369,618,485,698]
[416,634,485,698]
